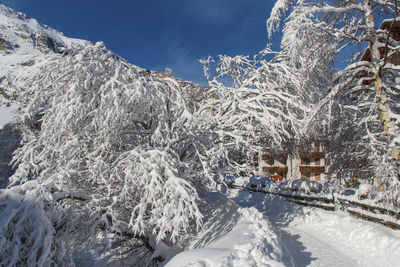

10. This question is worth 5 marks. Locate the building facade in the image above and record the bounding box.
[258,143,326,181]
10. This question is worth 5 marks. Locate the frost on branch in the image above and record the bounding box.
[115,149,202,243]
[267,0,292,38]
[7,42,206,262]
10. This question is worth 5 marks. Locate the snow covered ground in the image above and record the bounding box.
[166,187,400,267]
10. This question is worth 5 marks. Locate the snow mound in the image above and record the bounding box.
[166,207,284,267]
[356,183,377,198]
[283,179,322,193]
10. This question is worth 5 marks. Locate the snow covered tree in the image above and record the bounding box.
[268,0,400,206]
[197,35,333,179]
[3,41,208,265]
[194,0,341,180]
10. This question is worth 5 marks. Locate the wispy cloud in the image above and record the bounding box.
[161,28,206,84]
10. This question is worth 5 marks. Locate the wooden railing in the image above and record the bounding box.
[228,183,400,230]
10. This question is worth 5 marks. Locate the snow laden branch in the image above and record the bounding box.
[6,41,208,264]
[267,0,292,38]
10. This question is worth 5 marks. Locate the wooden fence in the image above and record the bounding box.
[228,183,400,230]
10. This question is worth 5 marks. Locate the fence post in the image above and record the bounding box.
[333,193,339,212]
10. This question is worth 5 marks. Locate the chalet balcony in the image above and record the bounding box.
[299,151,324,159]
[261,153,288,160]
[300,166,325,174]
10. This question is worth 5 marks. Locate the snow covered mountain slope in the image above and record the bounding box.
[0,4,90,105]
[0,4,87,53]
[0,4,87,64]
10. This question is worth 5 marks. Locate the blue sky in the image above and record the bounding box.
[1,0,278,84]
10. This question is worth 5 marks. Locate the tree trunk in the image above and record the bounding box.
[375,76,399,160]
[365,0,399,180]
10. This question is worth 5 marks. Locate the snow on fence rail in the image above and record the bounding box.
[227,183,400,230]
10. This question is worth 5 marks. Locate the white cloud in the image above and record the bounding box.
[162,31,206,84]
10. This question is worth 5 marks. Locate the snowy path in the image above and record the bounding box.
[167,189,400,266]
[282,214,400,266]
[261,192,400,267]
[279,225,361,266]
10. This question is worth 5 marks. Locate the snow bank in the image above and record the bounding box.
[166,207,284,267]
